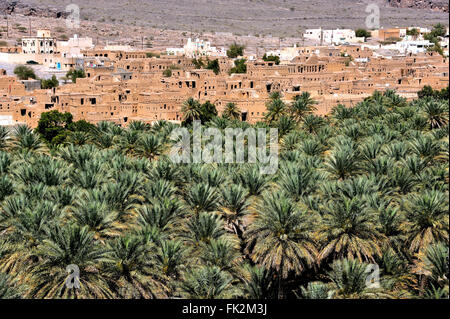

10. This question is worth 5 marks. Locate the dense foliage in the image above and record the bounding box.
[66,69,86,84]
[230,59,247,74]
[191,59,221,75]
[13,65,37,81]
[41,75,59,90]
[355,28,371,39]
[0,90,448,299]
[226,43,245,58]
[262,54,280,65]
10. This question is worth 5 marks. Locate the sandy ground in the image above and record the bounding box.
[0,61,67,80]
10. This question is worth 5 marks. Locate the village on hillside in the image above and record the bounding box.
[0,24,449,127]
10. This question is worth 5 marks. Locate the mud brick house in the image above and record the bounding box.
[0,42,448,128]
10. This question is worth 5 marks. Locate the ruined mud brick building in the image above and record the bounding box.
[1,44,448,128]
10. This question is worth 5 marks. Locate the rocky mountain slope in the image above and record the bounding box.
[1,0,448,38]
[387,0,449,12]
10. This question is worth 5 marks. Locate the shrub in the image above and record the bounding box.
[13,65,36,80]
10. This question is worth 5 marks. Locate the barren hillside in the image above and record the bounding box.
[387,0,448,12]
[5,0,449,37]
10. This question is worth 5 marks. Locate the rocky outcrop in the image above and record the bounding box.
[387,0,449,12]
[0,1,69,18]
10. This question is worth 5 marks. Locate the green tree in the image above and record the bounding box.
[206,59,220,75]
[355,29,371,38]
[227,43,245,58]
[36,110,73,145]
[230,59,247,74]
[289,92,317,122]
[13,65,36,80]
[66,69,86,83]
[163,69,172,77]
[406,28,419,37]
[200,101,218,123]
[192,58,205,69]
[181,266,237,299]
[263,54,280,65]
[246,191,317,298]
[181,97,202,125]
[41,75,59,89]
[265,98,287,124]
[222,102,241,120]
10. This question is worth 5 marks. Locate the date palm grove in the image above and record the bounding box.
[0,89,448,299]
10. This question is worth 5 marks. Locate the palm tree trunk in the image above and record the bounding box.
[278,256,284,299]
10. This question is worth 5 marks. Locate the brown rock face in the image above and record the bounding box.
[387,0,449,12]
[0,1,69,18]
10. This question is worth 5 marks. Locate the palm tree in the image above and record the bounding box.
[0,273,24,299]
[183,212,226,247]
[68,131,91,146]
[223,102,241,120]
[6,200,60,251]
[128,120,150,132]
[290,92,317,122]
[103,235,168,298]
[149,159,184,185]
[70,159,107,189]
[0,126,9,150]
[200,238,242,275]
[219,184,249,239]
[415,242,449,297]
[94,132,115,149]
[280,131,302,151]
[136,134,164,160]
[299,281,330,299]
[302,114,324,134]
[185,183,221,214]
[0,176,13,202]
[118,129,140,155]
[155,240,186,280]
[420,99,449,129]
[246,191,317,298]
[300,138,324,157]
[331,104,355,121]
[318,197,382,262]
[137,197,184,233]
[234,165,271,196]
[327,259,387,298]
[264,98,286,124]
[276,115,296,137]
[242,265,275,299]
[410,135,442,164]
[277,162,318,201]
[324,143,360,179]
[181,97,202,123]
[180,266,238,299]
[404,190,449,253]
[27,224,111,298]
[69,196,120,241]
[143,179,177,202]
[10,125,47,154]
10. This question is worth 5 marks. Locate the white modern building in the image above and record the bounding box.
[57,34,94,59]
[395,40,434,55]
[303,28,365,45]
[166,38,226,58]
[21,29,56,54]
[264,44,302,62]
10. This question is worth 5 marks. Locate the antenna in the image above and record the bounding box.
[320,28,323,46]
